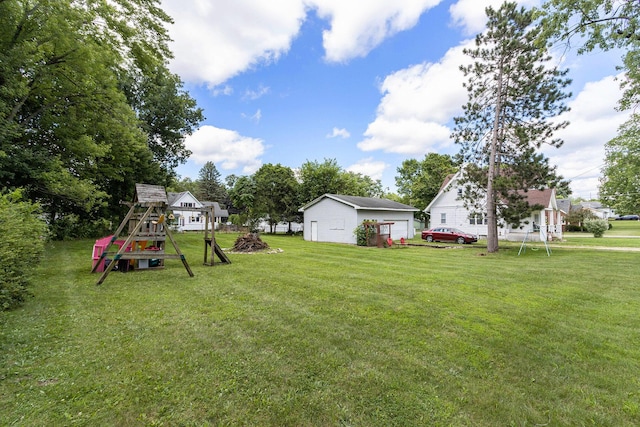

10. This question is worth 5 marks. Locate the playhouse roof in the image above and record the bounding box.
[134,183,168,205]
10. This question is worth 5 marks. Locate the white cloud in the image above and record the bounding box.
[184,125,265,174]
[358,40,474,155]
[543,74,631,198]
[327,127,350,138]
[162,0,442,86]
[309,0,443,63]
[346,158,388,180]
[243,85,271,101]
[242,109,263,124]
[162,0,306,86]
[212,85,234,97]
[449,0,541,35]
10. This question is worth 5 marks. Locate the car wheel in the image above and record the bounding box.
[456,237,465,244]
[426,235,434,242]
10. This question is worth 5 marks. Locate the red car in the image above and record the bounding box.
[421,227,478,244]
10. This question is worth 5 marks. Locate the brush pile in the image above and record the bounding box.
[231,233,270,252]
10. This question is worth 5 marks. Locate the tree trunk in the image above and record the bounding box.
[486,62,504,253]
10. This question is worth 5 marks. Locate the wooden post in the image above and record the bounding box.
[90,204,136,273]
[96,204,155,285]
[163,213,194,277]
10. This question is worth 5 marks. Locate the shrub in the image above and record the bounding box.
[584,218,609,238]
[354,220,376,246]
[0,190,49,310]
[50,214,112,240]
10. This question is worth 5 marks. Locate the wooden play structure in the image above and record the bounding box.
[91,184,230,285]
[362,221,395,248]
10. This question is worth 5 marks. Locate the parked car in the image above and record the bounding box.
[421,227,478,244]
[616,214,640,220]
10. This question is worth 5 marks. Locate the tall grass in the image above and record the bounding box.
[1,232,639,426]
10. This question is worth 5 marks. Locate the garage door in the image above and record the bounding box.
[388,220,409,239]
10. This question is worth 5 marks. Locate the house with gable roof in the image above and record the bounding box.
[299,194,418,244]
[167,191,229,231]
[424,170,564,242]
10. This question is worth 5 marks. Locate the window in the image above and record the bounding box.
[440,213,447,224]
[469,213,488,225]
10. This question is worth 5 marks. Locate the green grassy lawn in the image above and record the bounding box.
[561,219,640,248]
[1,230,639,426]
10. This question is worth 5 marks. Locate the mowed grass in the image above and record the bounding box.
[562,219,640,248]
[1,230,639,426]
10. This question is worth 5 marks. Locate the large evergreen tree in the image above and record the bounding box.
[599,114,640,215]
[196,162,227,202]
[452,2,571,253]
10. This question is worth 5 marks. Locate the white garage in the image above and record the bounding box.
[299,194,418,245]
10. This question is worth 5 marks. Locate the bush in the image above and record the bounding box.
[354,220,376,246]
[0,190,49,310]
[565,224,584,232]
[50,214,112,240]
[584,218,609,238]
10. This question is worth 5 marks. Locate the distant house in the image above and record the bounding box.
[256,219,303,234]
[167,192,228,231]
[299,194,418,244]
[424,171,564,242]
[576,201,616,219]
[203,201,230,229]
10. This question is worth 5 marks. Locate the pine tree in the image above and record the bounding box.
[452,2,571,253]
[196,162,227,202]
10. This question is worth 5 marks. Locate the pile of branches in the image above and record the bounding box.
[231,233,270,252]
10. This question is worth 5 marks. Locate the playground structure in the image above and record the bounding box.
[91,183,230,285]
[362,221,395,248]
[517,227,551,256]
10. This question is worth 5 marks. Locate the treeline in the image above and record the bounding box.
[173,154,459,232]
[1,0,203,239]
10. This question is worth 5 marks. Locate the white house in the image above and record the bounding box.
[577,201,616,219]
[299,194,418,244]
[167,192,229,231]
[424,171,564,242]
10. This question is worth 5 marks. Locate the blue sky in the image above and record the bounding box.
[162,0,630,200]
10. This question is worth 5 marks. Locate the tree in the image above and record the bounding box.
[253,164,300,233]
[564,207,598,231]
[298,158,383,203]
[196,162,227,202]
[395,153,459,222]
[228,175,258,230]
[298,159,345,204]
[120,65,203,177]
[0,0,202,237]
[452,2,571,253]
[600,114,640,214]
[539,0,640,110]
[168,176,199,195]
[341,172,384,198]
